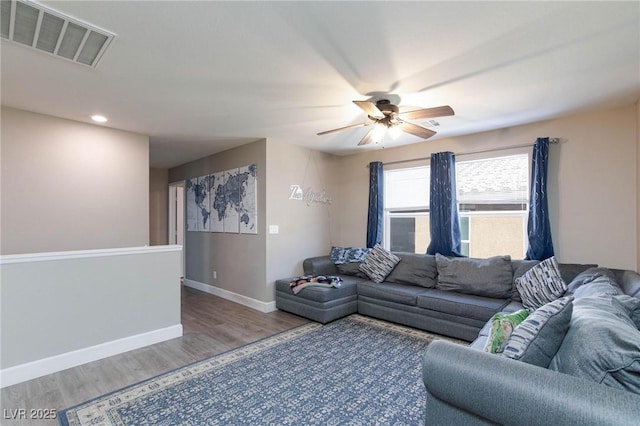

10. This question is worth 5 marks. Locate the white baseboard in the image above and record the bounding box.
[0,324,183,389]
[184,279,277,313]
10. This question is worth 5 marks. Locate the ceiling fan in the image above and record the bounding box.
[317,99,454,146]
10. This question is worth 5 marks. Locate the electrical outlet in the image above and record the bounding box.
[212,270,217,279]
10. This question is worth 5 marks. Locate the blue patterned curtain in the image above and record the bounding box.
[427,152,463,256]
[525,138,555,260]
[366,161,383,248]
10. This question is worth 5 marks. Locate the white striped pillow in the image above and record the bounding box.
[515,256,567,312]
[359,244,401,283]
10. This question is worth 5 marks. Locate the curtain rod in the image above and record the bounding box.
[376,138,561,168]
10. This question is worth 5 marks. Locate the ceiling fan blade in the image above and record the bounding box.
[317,122,369,136]
[357,127,378,146]
[398,121,437,140]
[353,100,385,119]
[398,105,454,121]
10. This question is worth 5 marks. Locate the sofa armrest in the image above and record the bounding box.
[302,256,338,276]
[423,340,640,426]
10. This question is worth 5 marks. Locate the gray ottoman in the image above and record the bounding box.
[275,277,361,323]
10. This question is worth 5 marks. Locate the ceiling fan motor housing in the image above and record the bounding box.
[375,99,399,115]
[366,100,398,126]
[369,100,399,126]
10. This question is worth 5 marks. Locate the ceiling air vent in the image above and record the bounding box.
[1,0,115,68]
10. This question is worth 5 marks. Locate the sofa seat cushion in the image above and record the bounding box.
[549,295,640,394]
[275,276,360,302]
[356,281,428,306]
[416,289,510,322]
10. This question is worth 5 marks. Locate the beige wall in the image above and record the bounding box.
[0,107,149,255]
[168,139,269,302]
[334,105,638,270]
[149,168,169,245]
[168,139,337,305]
[265,141,337,287]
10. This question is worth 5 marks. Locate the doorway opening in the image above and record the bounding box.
[169,181,185,279]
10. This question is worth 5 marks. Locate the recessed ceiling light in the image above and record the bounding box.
[91,115,108,123]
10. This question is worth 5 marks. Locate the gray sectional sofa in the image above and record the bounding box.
[275,252,595,341]
[423,267,640,425]
[275,251,640,424]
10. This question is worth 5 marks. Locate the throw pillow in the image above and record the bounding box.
[435,254,514,298]
[502,296,573,368]
[515,256,567,312]
[330,247,371,265]
[482,309,530,354]
[330,246,348,264]
[359,244,401,283]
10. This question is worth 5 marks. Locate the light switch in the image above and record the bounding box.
[269,225,279,234]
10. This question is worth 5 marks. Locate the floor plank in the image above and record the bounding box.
[0,285,308,425]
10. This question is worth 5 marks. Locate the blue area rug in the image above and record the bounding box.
[59,315,464,425]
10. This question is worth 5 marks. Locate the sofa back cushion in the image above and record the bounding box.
[557,263,598,284]
[549,295,640,395]
[566,267,622,298]
[619,270,640,298]
[336,262,368,278]
[511,260,541,302]
[435,254,513,298]
[385,252,437,288]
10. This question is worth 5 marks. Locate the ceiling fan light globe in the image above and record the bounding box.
[388,125,402,139]
[372,123,386,142]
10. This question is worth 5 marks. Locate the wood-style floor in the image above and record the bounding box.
[0,286,309,426]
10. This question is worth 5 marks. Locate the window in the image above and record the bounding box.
[457,155,529,259]
[383,154,529,259]
[383,166,431,253]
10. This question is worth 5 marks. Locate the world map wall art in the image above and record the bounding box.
[185,164,257,234]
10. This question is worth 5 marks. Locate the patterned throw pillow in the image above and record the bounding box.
[359,244,401,283]
[483,309,530,354]
[502,296,574,367]
[515,256,567,312]
[330,247,371,265]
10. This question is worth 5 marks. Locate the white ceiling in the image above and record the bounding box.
[2,1,639,168]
